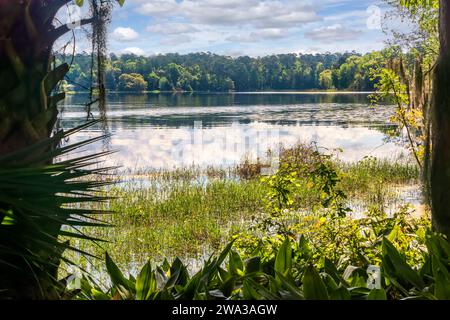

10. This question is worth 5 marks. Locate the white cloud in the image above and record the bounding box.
[112,27,139,41]
[227,28,286,43]
[160,35,194,46]
[131,0,323,50]
[147,23,200,35]
[304,24,362,42]
[139,0,179,15]
[136,0,320,28]
[108,0,387,56]
[122,47,145,55]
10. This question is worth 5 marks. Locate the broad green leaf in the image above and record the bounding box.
[243,278,263,300]
[275,238,292,276]
[432,255,450,299]
[105,252,135,294]
[170,257,189,286]
[368,289,387,300]
[382,238,425,289]
[229,250,244,276]
[302,265,329,300]
[324,258,349,288]
[90,288,111,300]
[245,257,261,274]
[136,261,156,300]
[244,278,280,300]
[220,276,236,297]
[275,270,304,300]
[330,286,351,300]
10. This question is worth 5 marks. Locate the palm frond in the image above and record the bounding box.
[0,121,115,299]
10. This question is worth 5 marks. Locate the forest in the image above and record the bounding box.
[62,51,384,92]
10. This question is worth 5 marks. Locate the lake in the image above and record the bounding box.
[60,92,405,171]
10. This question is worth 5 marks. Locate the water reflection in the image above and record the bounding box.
[60,93,404,171]
[64,91,371,109]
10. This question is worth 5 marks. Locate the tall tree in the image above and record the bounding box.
[431,0,450,238]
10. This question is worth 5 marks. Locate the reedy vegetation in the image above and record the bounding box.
[73,143,438,301]
[68,144,425,296]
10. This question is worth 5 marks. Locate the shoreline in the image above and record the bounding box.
[65,90,375,95]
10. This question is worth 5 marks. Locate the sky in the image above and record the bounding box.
[62,0,390,57]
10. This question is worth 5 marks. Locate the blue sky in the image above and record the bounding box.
[66,0,390,57]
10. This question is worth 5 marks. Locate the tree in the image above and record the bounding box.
[166,63,183,89]
[382,0,450,238]
[118,73,147,91]
[0,0,124,299]
[158,76,171,91]
[147,71,160,91]
[431,0,450,238]
[371,1,438,210]
[319,70,333,89]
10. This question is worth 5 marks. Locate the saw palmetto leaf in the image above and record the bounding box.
[0,121,115,299]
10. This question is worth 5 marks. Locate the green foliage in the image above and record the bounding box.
[147,72,160,91]
[118,73,148,92]
[239,191,428,272]
[370,68,409,106]
[78,176,265,261]
[370,66,425,168]
[318,69,333,89]
[61,51,383,92]
[76,230,450,300]
[63,142,431,301]
[332,52,384,91]
[74,145,420,266]
[259,144,350,236]
[233,144,426,271]
[373,0,439,179]
[0,122,114,299]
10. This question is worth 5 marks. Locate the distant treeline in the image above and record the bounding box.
[60,51,385,92]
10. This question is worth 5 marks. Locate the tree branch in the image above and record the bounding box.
[41,17,94,52]
[52,18,95,41]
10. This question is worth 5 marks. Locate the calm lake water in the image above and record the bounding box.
[60,92,405,171]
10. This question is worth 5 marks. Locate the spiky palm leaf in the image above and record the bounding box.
[0,122,115,299]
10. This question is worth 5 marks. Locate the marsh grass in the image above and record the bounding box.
[337,156,420,213]
[70,144,421,271]
[77,176,266,269]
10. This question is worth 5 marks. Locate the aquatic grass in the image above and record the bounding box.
[337,156,420,212]
[339,156,419,190]
[69,145,422,271]
[77,177,266,267]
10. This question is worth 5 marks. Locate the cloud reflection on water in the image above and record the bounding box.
[60,93,406,171]
[68,123,405,171]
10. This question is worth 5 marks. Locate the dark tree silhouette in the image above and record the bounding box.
[431,0,450,238]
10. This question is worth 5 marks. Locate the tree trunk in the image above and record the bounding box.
[431,0,450,238]
[0,1,74,158]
